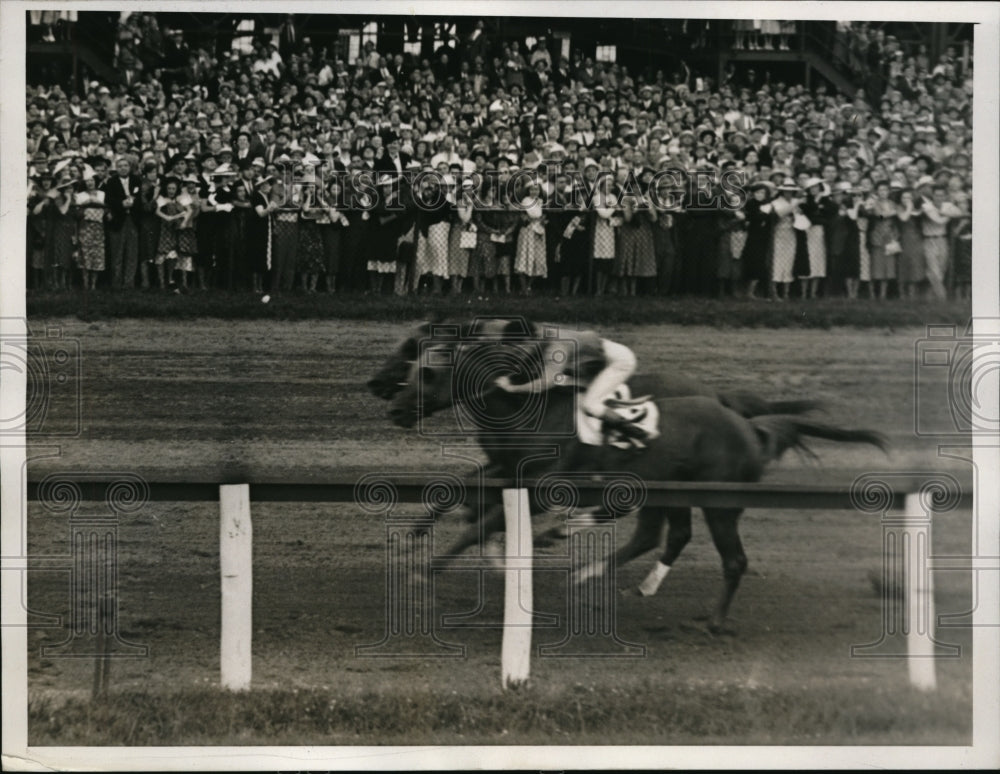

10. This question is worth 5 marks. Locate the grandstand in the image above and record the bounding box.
[25,13,973,300]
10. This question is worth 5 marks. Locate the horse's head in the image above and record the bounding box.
[389,332,574,438]
[389,343,461,428]
[367,323,432,401]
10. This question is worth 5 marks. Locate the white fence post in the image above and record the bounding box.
[501,487,532,689]
[220,483,252,691]
[904,492,936,691]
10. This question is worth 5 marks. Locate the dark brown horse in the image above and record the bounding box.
[385,325,887,632]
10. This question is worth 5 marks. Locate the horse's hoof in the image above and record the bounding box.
[707,621,737,637]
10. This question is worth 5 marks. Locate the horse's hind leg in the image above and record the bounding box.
[703,508,747,633]
[636,507,693,596]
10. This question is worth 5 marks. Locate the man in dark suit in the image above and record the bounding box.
[278,15,300,61]
[105,156,142,289]
[374,138,411,177]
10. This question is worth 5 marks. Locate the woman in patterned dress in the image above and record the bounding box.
[297,183,326,293]
[514,180,548,295]
[74,170,106,290]
[615,191,657,296]
[471,182,500,296]
[155,177,184,290]
[174,175,200,290]
[269,181,300,295]
[860,180,899,301]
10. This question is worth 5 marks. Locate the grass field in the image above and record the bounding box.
[23,312,976,746]
[27,288,971,329]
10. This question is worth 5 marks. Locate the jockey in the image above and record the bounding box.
[493,327,647,444]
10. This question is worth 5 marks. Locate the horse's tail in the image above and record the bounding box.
[718,390,825,418]
[750,415,890,464]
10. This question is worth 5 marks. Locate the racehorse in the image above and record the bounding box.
[368,318,822,546]
[384,323,887,633]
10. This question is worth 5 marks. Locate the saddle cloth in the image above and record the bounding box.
[577,384,661,448]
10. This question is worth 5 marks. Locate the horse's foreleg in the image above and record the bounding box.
[636,507,692,596]
[573,506,666,586]
[436,504,506,568]
[703,508,747,632]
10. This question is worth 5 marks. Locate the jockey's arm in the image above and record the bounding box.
[582,339,637,417]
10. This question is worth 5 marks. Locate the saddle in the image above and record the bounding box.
[578,384,661,449]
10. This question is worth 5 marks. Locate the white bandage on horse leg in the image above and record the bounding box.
[637,561,671,596]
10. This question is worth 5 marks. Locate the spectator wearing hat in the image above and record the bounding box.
[74,167,107,289]
[895,187,925,299]
[920,184,962,299]
[136,163,161,289]
[223,174,252,291]
[590,173,618,296]
[174,175,201,290]
[341,173,374,292]
[105,156,142,289]
[412,174,451,294]
[824,182,860,297]
[155,176,184,290]
[248,176,277,295]
[297,180,327,294]
[650,176,680,296]
[446,177,477,293]
[43,172,77,291]
[269,179,300,295]
[766,181,802,300]
[741,181,774,299]
[514,178,548,295]
[319,176,350,294]
[615,186,657,297]
[27,171,54,289]
[860,179,900,300]
[798,178,835,299]
[950,189,972,300]
[548,175,589,297]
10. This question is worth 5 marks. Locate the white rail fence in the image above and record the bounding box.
[27,471,972,693]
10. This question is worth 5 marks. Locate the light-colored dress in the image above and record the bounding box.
[592,196,617,262]
[769,196,797,283]
[514,198,547,277]
[415,221,450,279]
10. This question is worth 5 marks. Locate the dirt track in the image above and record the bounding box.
[25,319,974,744]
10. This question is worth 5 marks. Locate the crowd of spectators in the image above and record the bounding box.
[25,14,973,300]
